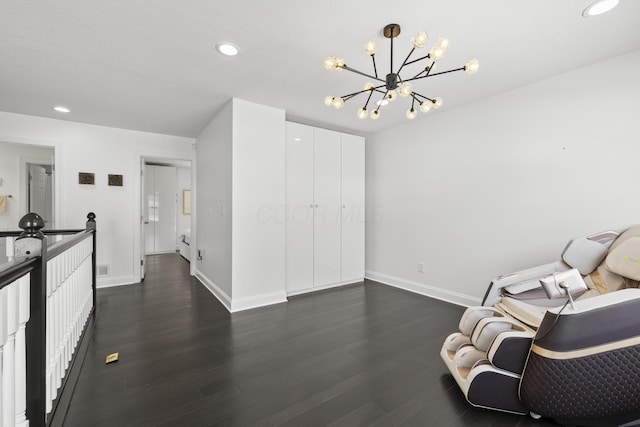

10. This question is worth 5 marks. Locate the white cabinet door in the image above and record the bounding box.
[341,134,365,282]
[286,123,315,293]
[313,128,342,286]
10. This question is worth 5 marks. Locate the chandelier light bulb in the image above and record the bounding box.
[364,82,374,91]
[332,97,345,109]
[365,41,377,55]
[406,108,417,119]
[357,108,368,119]
[370,109,380,120]
[433,97,443,109]
[420,102,432,113]
[386,90,397,101]
[324,56,343,70]
[465,58,480,74]
[324,96,334,106]
[412,31,429,48]
[398,83,412,97]
[430,46,445,61]
[436,38,450,51]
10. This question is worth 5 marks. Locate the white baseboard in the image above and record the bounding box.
[286,278,364,297]
[194,270,232,312]
[193,270,287,313]
[96,275,136,288]
[365,270,481,307]
[229,291,287,312]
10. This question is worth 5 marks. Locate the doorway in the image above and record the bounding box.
[139,157,192,280]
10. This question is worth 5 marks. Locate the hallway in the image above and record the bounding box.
[62,254,556,426]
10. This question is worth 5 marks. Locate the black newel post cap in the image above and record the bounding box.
[86,212,96,230]
[18,212,45,239]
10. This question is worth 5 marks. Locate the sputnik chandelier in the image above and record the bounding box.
[323,23,479,120]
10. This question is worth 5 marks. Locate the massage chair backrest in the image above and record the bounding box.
[562,225,640,293]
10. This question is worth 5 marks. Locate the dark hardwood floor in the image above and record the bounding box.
[62,254,559,426]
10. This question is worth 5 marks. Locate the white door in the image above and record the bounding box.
[28,164,48,226]
[313,128,342,286]
[154,166,177,253]
[285,123,315,293]
[144,165,177,255]
[341,134,365,282]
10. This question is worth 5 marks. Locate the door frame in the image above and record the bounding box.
[136,155,195,282]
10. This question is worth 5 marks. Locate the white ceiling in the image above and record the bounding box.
[1,0,639,138]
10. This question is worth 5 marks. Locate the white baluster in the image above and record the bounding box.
[14,275,30,427]
[0,286,7,426]
[2,282,18,427]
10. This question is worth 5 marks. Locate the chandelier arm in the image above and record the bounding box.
[403,53,431,68]
[411,66,466,81]
[375,90,389,112]
[363,90,374,109]
[340,65,385,83]
[411,91,434,103]
[371,55,378,79]
[395,47,416,76]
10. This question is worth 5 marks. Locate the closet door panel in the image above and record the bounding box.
[286,123,315,292]
[313,128,342,286]
[341,134,365,282]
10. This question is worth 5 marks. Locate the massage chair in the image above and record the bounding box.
[441,225,640,426]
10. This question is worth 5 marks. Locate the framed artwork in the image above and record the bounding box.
[78,172,95,185]
[108,174,123,186]
[183,189,191,214]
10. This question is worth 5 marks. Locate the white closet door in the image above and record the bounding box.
[341,134,365,282]
[313,128,342,286]
[154,165,177,253]
[286,123,314,293]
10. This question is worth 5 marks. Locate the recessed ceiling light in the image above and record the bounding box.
[376,99,389,107]
[582,0,619,17]
[292,137,302,142]
[216,43,240,56]
[53,105,70,113]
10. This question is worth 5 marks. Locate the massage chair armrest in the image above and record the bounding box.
[482,261,568,306]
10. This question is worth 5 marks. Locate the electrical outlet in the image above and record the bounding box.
[418,262,424,273]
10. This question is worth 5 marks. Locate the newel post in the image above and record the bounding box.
[86,212,97,311]
[15,213,47,427]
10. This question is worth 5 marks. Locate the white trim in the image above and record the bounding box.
[286,278,364,297]
[194,270,287,313]
[194,270,232,312]
[230,291,287,313]
[365,270,481,307]
[96,275,137,288]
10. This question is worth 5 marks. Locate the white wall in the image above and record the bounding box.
[231,99,286,309]
[365,50,640,306]
[0,111,194,287]
[194,98,286,312]
[195,101,233,303]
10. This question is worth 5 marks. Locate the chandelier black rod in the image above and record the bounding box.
[362,89,374,109]
[409,66,466,81]
[411,92,434,103]
[403,53,431,68]
[395,47,416,77]
[371,55,378,79]
[340,64,385,84]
